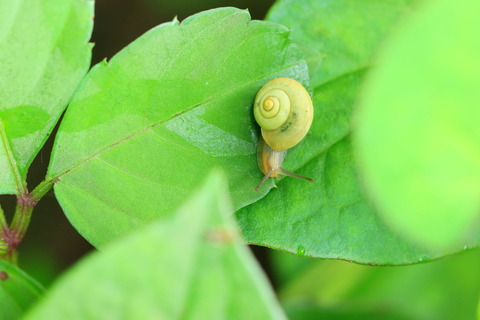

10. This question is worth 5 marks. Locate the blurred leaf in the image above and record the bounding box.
[275,249,480,320]
[0,0,93,194]
[355,0,480,249]
[236,0,455,265]
[478,298,480,320]
[47,7,308,246]
[0,260,44,320]
[26,171,286,320]
[267,0,415,88]
[284,305,411,320]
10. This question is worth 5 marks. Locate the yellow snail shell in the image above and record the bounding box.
[253,78,314,191]
[254,78,314,151]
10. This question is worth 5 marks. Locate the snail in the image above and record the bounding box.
[253,77,314,191]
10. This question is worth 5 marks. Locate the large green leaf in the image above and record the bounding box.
[26,171,286,320]
[47,8,308,246]
[0,260,44,320]
[0,0,93,194]
[355,0,480,249]
[236,0,450,265]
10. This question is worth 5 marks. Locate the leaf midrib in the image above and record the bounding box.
[47,60,306,182]
[0,119,26,194]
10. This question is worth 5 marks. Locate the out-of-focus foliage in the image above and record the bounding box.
[355,0,480,249]
[274,248,480,320]
[0,260,44,319]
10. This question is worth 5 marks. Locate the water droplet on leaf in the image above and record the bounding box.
[297,245,306,256]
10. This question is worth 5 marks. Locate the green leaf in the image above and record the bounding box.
[478,298,480,320]
[267,0,415,88]
[355,0,480,249]
[26,171,286,320]
[47,8,308,246]
[0,0,93,194]
[237,0,443,265]
[284,306,411,320]
[0,260,44,320]
[275,248,480,320]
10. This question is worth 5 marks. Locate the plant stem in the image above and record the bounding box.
[9,195,35,246]
[0,205,7,257]
[9,179,54,237]
[31,179,54,202]
[0,179,54,264]
[0,205,7,231]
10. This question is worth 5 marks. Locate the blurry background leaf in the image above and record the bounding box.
[235,0,462,265]
[0,0,93,194]
[47,7,308,247]
[355,0,480,249]
[0,260,44,319]
[26,171,286,320]
[274,248,480,320]
[478,298,480,320]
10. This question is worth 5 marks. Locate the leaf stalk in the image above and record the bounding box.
[0,179,54,264]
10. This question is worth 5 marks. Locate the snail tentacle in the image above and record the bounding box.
[254,168,276,192]
[277,168,314,183]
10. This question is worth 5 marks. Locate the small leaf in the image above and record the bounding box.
[355,0,480,249]
[0,0,93,194]
[47,8,308,246]
[26,171,286,320]
[0,260,44,319]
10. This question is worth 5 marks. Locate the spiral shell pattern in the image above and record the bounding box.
[253,78,313,151]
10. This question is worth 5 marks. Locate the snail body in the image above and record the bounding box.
[253,78,314,191]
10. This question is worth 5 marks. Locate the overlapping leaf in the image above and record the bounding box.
[0,0,93,194]
[26,172,285,320]
[47,8,309,246]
